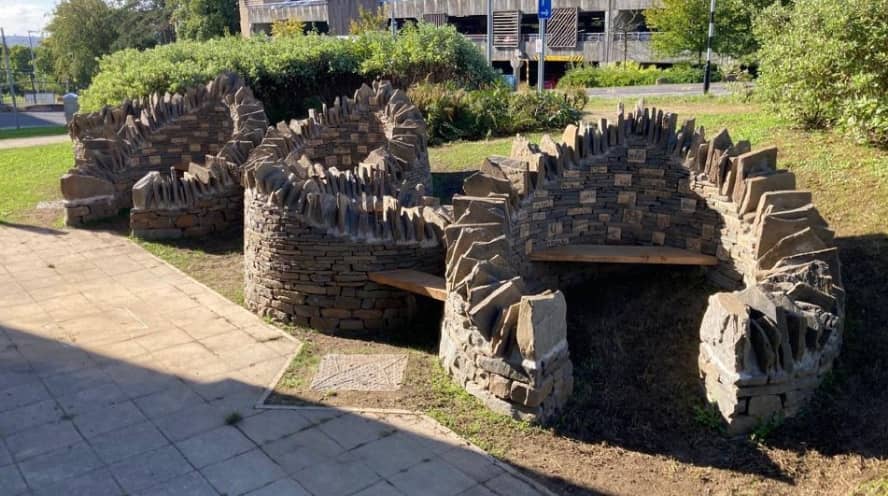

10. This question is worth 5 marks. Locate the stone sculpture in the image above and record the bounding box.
[61,72,268,236]
[242,81,447,332]
[449,100,843,430]
[64,75,841,432]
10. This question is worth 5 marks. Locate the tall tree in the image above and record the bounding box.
[170,0,239,40]
[41,0,120,87]
[644,0,773,64]
[113,0,176,51]
[38,0,174,89]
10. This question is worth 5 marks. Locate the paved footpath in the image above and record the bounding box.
[0,135,70,150]
[0,225,550,496]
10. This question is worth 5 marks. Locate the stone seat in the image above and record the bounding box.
[368,269,447,301]
[528,244,719,266]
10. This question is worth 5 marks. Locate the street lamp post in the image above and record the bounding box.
[703,0,716,94]
[486,0,493,63]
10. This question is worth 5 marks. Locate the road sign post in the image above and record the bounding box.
[537,0,551,93]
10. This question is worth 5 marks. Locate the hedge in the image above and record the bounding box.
[557,62,718,89]
[81,23,498,123]
[408,82,587,144]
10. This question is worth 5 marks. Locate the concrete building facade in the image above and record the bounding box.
[239,0,672,67]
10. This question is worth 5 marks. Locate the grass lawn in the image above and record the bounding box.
[0,125,68,140]
[0,143,72,222]
[3,95,887,495]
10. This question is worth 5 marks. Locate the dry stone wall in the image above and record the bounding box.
[61,73,268,232]
[447,101,843,431]
[242,81,446,331]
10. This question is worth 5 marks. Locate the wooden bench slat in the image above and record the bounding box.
[529,245,719,266]
[368,270,447,301]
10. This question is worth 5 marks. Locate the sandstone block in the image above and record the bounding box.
[515,291,567,363]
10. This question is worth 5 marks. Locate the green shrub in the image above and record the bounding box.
[408,82,586,144]
[755,0,888,146]
[558,62,713,89]
[81,24,497,122]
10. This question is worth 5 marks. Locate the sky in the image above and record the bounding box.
[0,0,56,36]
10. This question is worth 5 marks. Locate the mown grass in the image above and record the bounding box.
[136,234,245,305]
[0,143,72,221]
[429,132,546,172]
[0,126,68,140]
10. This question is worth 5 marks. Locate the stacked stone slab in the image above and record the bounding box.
[439,192,574,422]
[243,82,446,332]
[61,72,268,234]
[453,100,843,431]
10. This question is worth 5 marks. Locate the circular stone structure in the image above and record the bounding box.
[239,91,844,434]
[438,103,844,431]
[61,72,268,231]
[243,82,447,332]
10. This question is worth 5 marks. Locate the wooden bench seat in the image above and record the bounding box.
[529,245,719,266]
[368,270,447,301]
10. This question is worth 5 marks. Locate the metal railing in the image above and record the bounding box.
[466,32,653,45]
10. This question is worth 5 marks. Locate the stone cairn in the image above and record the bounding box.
[447,100,843,430]
[60,72,268,236]
[242,82,449,332]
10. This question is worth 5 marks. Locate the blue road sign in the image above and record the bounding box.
[538,0,551,19]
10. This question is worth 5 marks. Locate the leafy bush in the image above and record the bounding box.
[408,82,587,144]
[81,24,497,122]
[558,62,714,89]
[355,23,495,88]
[755,0,888,146]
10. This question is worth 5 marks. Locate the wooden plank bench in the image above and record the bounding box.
[529,245,719,266]
[368,270,447,301]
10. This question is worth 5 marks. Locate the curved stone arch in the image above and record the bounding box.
[241,82,447,332]
[441,103,844,431]
[61,72,268,228]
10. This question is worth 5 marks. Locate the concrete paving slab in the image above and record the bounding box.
[0,225,549,495]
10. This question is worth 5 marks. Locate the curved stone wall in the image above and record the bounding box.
[61,73,268,230]
[442,102,843,430]
[242,81,446,331]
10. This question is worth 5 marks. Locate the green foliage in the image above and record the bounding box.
[645,0,772,63]
[348,6,388,35]
[271,18,306,38]
[40,0,121,87]
[557,62,715,89]
[170,0,239,41]
[408,82,586,144]
[39,0,173,88]
[692,402,726,433]
[356,23,496,88]
[8,46,32,75]
[81,24,497,123]
[755,0,888,146]
[749,414,783,444]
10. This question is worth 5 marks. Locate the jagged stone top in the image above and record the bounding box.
[243,81,429,187]
[66,72,268,183]
[240,81,445,247]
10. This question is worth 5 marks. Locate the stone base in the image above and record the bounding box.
[130,189,243,240]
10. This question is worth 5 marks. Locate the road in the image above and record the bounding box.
[0,111,68,129]
[585,82,734,99]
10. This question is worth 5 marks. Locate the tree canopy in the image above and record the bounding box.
[644,0,773,64]
[170,0,239,41]
[38,0,173,88]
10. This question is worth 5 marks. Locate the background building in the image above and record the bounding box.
[239,0,675,82]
